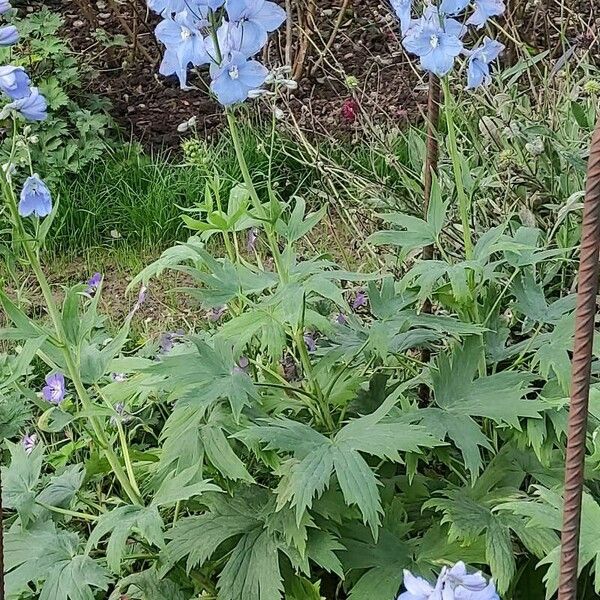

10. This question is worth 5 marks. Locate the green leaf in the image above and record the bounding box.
[115,568,189,600]
[203,425,254,482]
[332,447,382,538]
[37,464,84,508]
[306,529,345,577]
[150,466,221,507]
[86,505,165,573]
[486,518,516,594]
[571,100,590,129]
[164,507,255,572]
[40,554,110,600]
[276,449,335,524]
[147,339,258,420]
[426,172,447,238]
[2,440,43,526]
[218,528,284,600]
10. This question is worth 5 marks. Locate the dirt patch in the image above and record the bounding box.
[32,0,600,149]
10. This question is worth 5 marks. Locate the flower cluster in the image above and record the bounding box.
[0,3,47,120]
[392,0,505,86]
[148,0,286,105]
[399,563,499,600]
[0,3,53,218]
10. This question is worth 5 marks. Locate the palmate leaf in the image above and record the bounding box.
[39,554,110,600]
[423,338,545,476]
[157,401,253,482]
[498,486,599,598]
[2,440,43,526]
[244,396,441,536]
[86,505,165,573]
[424,449,558,596]
[112,568,189,600]
[164,492,262,572]
[146,337,257,420]
[7,524,111,600]
[218,528,283,600]
[150,465,221,506]
[163,488,345,600]
[339,519,412,600]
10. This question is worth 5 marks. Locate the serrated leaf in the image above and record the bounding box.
[218,528,283,600]
[203,425,254,482]
[151,465,220,506]
[86,505,164,573]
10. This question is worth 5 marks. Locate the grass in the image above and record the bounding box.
[48,119,416,258]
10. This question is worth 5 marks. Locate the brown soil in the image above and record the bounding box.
[35,0,597,150]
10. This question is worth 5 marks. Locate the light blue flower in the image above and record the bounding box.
[0,1,11,15]
[209,50,268,105]
[19,174,52,217]
[0,24,18,46]
[398,563,499,600]
[466,37,504,88]
[225,0,286,57]
[403,16,463,76]
[390,0,412,35]
[155,11,210,87]
[467,0,505,28]
[421,4,467,38]
[6,87,47,120]
[439,0,470,14]
[148,0,223,15]
[207,20,264,58]
[0,66,31,99]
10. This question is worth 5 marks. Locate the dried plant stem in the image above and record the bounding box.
[419,73,440,404]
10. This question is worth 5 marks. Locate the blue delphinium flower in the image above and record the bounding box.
[403,8,463,76]
[0,1,11,15]
[19,174,52,217]
[210,50,268,105]
[42,372,66,405]
[149,0,224,13]
[390,0,412,35]
[0,65,31,99]
[439,0,470,15]
[467,0,505,28]
[208,20,264,59]
[398,563,499,600]
[466,37,505,88]
[156,11,210,88]
[0,24,18,46]
[6,87,47,121]
[225,0,286,56]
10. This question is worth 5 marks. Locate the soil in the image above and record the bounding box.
[32,0,599,150]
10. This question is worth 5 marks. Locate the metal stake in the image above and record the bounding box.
[558,119,600,599]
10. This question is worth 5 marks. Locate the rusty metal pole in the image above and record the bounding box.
[558,119,600,599]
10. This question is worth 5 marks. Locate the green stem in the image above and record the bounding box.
[0,173,143,506]
[116,420,142,499]
[226,110,288,282]
[442,77,473,260]
[35,501,99,522]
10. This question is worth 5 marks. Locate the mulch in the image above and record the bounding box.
[29,0,600,149]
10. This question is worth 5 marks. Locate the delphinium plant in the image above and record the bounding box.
[0,0,596,599]
[390,0,505,259]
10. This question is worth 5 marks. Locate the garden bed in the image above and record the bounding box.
[36,0,599,147]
